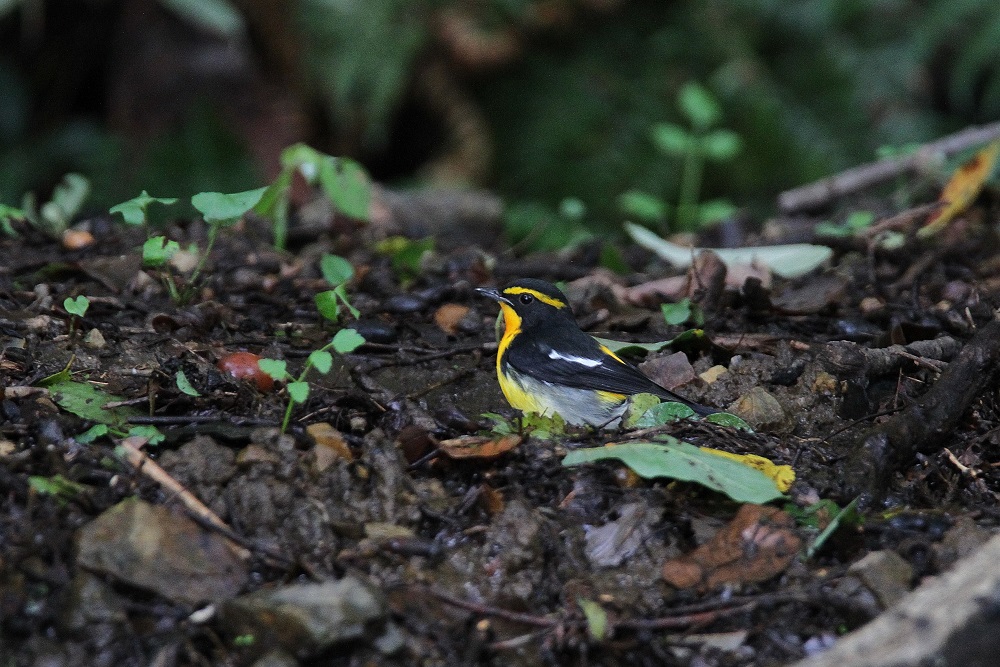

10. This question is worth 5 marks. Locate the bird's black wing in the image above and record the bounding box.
[505,327,716,415]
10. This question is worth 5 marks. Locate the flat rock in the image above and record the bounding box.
[75,497,247,605]
[219,578,389,658]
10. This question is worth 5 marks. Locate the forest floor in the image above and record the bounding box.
[2,187,1000,667]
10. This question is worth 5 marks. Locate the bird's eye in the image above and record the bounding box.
[519,293,534,305]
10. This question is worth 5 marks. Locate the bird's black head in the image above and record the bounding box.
[476,278,574,330]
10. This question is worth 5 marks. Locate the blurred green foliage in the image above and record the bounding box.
[1,0,999,239]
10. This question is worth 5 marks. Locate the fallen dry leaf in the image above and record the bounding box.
[437,434,522,460]
[920,140,1000,237]
[662,504,801,590]
[479,483,505,515]
[62,228,95,250]
[306,422,354,468]
[434,303,471,335]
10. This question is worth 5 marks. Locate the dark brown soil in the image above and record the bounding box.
[2,208,1000,666]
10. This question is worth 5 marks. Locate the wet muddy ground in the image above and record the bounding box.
[2,207,1000,666]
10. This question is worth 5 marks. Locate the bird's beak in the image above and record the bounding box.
[475,286,511,305]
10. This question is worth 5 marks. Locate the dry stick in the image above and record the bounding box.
[819,337,962,378]
[838,314,1000,507]
[778,121,1000,212]
[119,436,251,560]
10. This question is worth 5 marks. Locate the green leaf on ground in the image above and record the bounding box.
[75,424,109,444]
[578,598,608,641]
[175,370,201,397]
[626,222,832,279]
[804,497,861,560]
[127,425,165,445]
[705,412,753,430]
[632,401,697,427]
[45,380,141,429]
[563,439,785,503]
[661,298,695,326]
[29,475,89,501]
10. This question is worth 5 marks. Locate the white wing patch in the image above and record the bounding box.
[547,348,601,367]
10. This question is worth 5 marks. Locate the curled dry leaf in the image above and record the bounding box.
[437,434,522,460]
[662,504,802,590]
[306,422,354,470]
[433,303,471,335]
[62,228,95,250]
[920,140,1000,237]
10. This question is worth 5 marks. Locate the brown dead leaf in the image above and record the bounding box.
[306,422,354,470]
[771,274,848,314]
[662,504,801,590]
[434,303,471,335]
[62,228,95,250]
[479,483,505,515]
[437,434,522,460]
[920,140,1000,237]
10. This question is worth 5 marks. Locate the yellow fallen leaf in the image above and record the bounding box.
[919,140,1000,237]
[699,447,795,492]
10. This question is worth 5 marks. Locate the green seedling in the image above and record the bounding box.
[256,143,371,250]
[109,142,371,305]
[259,328,366,433]
[619,82,743,233]
[375,236,435,283]
[129,186,266,305]
[109,191,178,226]
[661,297,704,327]
[28,475,90,505]
[0,203,25,237]
[815,210,876,238]
[315,253,360,322]
[1,173,90,239]
[63,295,90,337]
[483,411,567,440]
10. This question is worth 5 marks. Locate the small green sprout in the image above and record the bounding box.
[660,297,703,327]
[619,82,743,233]
[109,191,178,226]
[315,253,360,322]
[259,328,365,433]
[0,203,26,237]
[1,173,91,239]
[63,295,90,337]
[28,475,89,505]
[256,143,371,249]
[375,236,435,283]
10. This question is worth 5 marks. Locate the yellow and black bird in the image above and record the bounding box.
[477,278,716,427]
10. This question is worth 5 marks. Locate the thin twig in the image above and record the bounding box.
[119,436,250,560]
[778,121,1000,212]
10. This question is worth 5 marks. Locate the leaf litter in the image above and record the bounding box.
[3,163,1000,666]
